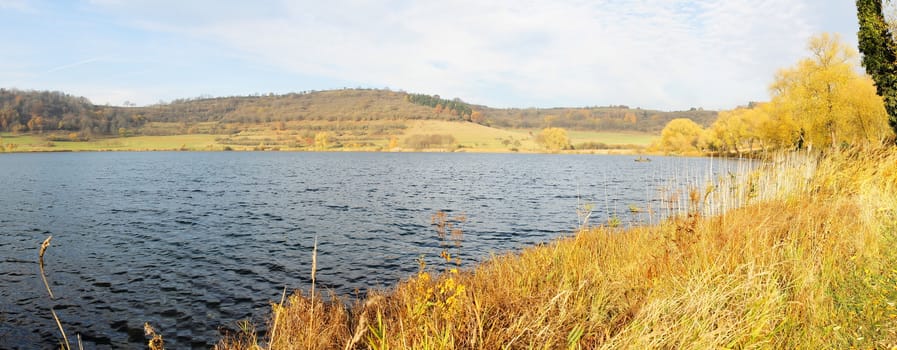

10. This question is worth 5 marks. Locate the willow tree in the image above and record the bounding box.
[857,0,897,137]
[536,127,570,151]
[654,118,704,155]
[769,33,890,148]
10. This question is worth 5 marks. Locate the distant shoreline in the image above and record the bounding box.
[0,130,653,155]
[0,146,646,155]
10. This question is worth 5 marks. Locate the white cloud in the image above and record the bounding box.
[89,0,835,110]
[0,0,33,12]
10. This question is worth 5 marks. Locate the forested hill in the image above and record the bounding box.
[0,88,716,136]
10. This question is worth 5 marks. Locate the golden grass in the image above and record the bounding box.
[2,122,656,153]
[212,145,897,349]
[402,120,542,151]
[552,129,656,147]
[401,121,652,153]
[0,133,225,152]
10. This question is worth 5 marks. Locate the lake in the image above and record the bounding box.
[0,152,745,348]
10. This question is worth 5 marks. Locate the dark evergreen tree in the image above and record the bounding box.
[857,0,897,137]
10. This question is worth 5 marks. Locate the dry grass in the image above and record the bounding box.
[216,145,897,349]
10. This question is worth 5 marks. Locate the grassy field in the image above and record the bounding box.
[0,133,223,152]
[510,128,657,146]
[2,123,655,153]
[398,121,655,152]
[565,130,657,146]
[210,146,897,349]
[402,120,541,151]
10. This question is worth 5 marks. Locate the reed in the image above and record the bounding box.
[38,235,76,350]
[217,145,897,349]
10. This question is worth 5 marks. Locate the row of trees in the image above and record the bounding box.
[405,93,474,120]
[654,33,894,155]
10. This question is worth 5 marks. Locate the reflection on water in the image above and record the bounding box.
[0,152,743,348]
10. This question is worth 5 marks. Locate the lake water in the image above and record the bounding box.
[0,152,744,348]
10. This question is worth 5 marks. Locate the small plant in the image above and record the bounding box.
[607,214,621,228]
[145,323,165,350]
[566,324,585,350]
[576,200,593,229]
[431,211,466,266]
[366,310,389,350]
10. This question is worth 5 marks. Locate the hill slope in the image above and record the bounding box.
[1,88,716,136]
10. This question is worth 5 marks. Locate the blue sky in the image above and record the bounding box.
[0,0,861,110]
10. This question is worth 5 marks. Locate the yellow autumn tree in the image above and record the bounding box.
[755,100,799,150]
[699,33,892,154]
[387,136,399,150]
[470,110,485,124]
[770,33,891,148]
[536,127,570,151]
[653,118,704,155]
[314,132,330,150]
[706,109,748,154]
[704,106,773,155]
[843,75,892,144]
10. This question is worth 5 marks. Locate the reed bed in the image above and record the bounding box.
[213,145,897,349]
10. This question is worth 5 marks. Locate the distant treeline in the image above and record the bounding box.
[0,88,717,136]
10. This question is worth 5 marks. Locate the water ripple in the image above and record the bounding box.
[0,152,746,348]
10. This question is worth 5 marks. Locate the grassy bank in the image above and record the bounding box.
[210,146,897,349]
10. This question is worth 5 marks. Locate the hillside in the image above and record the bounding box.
[1,88,715,134]
[0,88,724,152]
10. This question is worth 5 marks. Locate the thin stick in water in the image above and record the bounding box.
[39,236,54,299]
[311,236,318,301]
[39,235,71,350]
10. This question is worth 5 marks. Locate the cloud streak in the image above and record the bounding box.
[44,57,104,74]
